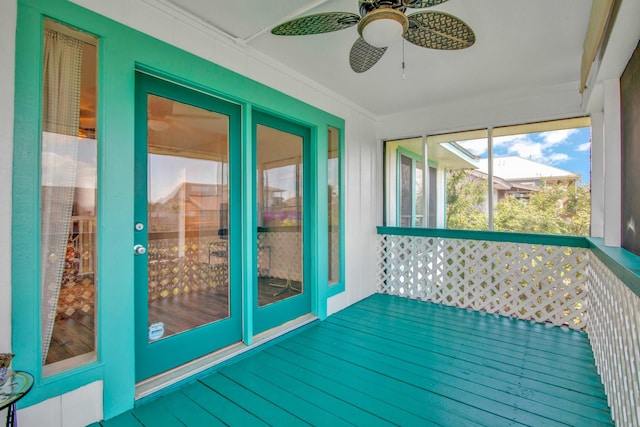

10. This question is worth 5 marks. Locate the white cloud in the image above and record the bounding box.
[576,142,591,152]
[547,152,570,163]
[493,134,530,148]
[456,138,488,156]
[539,129,578,145]
[506,140,544,161]
[452,129,586,172]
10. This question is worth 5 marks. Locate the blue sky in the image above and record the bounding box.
[458,127,592,184]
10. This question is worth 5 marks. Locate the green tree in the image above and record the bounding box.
[494,183,590,236]
[446,170,488,230]
[445,170,591,236]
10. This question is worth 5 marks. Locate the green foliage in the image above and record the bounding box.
[494,184,590,236]
[446,169,591,236]
[446,170,488,230]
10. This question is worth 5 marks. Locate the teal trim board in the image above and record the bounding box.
[327,124,346,298]
[13,0,344,417]
[377,226,591,248]
[93,294,612,426]
[588,237,640,298]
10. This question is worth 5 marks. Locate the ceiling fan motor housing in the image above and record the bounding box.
[359,0,408,17]
[357,7,409,47]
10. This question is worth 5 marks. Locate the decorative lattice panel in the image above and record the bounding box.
[377,234,588,329]
[258,231,302,282]
[147,237,227,301]
[329,229,340,282]
[588,254,640,426]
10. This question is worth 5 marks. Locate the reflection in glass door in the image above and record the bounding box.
[146,94,231,338]
[135,73,241,380]
[254,115,311,334]
[257,125,303,306]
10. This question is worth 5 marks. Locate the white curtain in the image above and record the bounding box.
[40,28,83,363]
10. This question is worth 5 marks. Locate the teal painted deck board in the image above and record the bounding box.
[199,373,309,426]
[365,294,595,355]
[272,338,519,426]
[337,303,599,373]
[99,412,143,427]
[331,304,607,394]
[130,402,184,427]
[101,294,612,426]
[181,381,268,426]
[232,351,401,426]
[155,392,225,426]
[366,300,595,357]
[321,316,610,414]
[266,343,444,425]
[313,318,611,423]
[294,326,574,425]
[219,363,352,427]
[374,295,594,353]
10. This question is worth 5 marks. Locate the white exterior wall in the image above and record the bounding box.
[327,116,381,315]
[17,382,103,427]
[603,79,622,247]
[590,110,605,238]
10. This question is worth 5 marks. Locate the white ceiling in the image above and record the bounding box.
[163,0,592,117]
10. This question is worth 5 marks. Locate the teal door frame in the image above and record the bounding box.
[251,111,313,334]
[134,72,243,381]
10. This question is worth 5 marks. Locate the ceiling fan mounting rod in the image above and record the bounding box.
[360,0,407,17]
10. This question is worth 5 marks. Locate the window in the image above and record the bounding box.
[384,118,591,236]
[489,120,591,235]
[435,130,489,231]
[396,150,426,227]
[328,127,341,285]
[41,20,98,373]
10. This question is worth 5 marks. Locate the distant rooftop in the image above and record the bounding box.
[476,156,579,182]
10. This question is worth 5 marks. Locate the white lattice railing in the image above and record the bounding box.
[377,231,640,426]
[377,234,589,329]
[588,254,640,426]
[258,230,302,282]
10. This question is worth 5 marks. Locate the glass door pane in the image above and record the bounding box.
[256,124,303,307]
[146,94,230,341]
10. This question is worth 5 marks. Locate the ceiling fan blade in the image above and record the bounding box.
[349,37,387,73]
[402,0,449,8]
[272,12,360,36]
[404,11,475,50]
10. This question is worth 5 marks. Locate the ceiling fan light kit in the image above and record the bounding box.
[358,8,408,48]
[271,0,475,73]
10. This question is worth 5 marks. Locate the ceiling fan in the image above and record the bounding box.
[271,0,475,73]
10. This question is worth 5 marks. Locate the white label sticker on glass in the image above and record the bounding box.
[149,322,165,341]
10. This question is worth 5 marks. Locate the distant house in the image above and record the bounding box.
[150,182,229,233]
[474,156,581,203]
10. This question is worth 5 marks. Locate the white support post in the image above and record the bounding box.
[603,79,622,247]
[487,127,494,231]
[422,135,428,228]
[590,111,605,238]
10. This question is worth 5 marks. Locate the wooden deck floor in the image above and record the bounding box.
[95,294,612,426]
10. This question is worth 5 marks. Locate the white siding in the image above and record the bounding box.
[18,381,103,427]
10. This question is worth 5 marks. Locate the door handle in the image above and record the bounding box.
[134,244,147,255]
